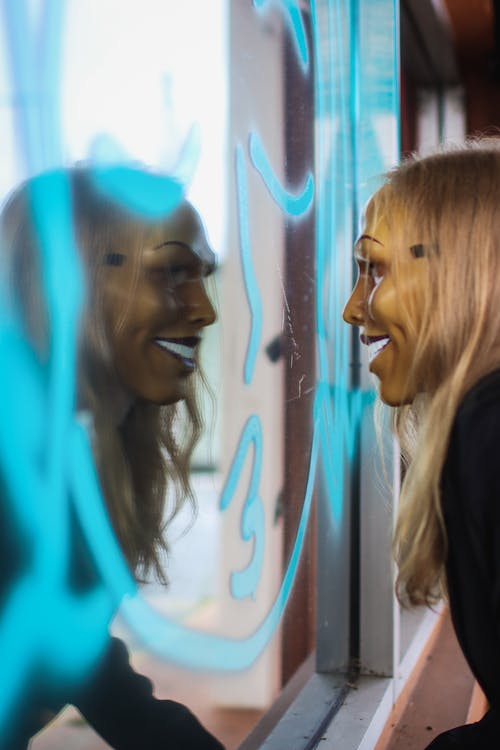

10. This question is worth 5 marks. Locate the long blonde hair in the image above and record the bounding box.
[377,142,500,605]
[1,167,205,582]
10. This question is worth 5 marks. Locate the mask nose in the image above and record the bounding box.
[343,279,366,326]
[177,278,217,328]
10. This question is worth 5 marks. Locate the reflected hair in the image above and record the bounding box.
[0,167,205,583]
[373,141,500,606]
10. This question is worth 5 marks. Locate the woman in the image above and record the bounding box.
[343,142,500,747]
[0,166,223,749]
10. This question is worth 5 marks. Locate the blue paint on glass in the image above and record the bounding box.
[311,0,396,531]
[312,0,346,528]
[28,174,81,573]
[219,415,264,599]
[230,493,265,600]
[0,2,119,727]
[219,415,262,511]
[2,2,43,170]
[3,1,66,170]
[89,133,134,164]
[115,0,377,653]
[0,174,112,733]
[249,131,314,217]
[89,166,185,221]
[0,0,401,727]
[37,0,66,166]
[169,123,203,186]
[119,408,320,670]
[253,0,309,73]
[235,144,263,384]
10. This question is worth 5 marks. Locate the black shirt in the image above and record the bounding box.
[426,369,500,748]
[2,636,225,750]
[0,494,224,749]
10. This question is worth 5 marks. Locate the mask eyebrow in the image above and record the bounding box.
[154,240,192,253]
[153,240,217,275]
[357,233,384,246]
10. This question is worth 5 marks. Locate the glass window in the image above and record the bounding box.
[0,2,405,749]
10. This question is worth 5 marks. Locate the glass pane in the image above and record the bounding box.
[0,2,316,748]
[0,1,398,748]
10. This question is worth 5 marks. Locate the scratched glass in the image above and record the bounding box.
[0,0,398,747]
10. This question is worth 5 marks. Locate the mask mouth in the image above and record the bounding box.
[361,334,391,364]
[153,336,200,368]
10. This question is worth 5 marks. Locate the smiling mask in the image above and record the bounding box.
[101,201,216,407]
[343,191,428,406]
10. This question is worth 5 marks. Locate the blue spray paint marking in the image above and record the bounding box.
[0,3,116,711]
[0,176,112,734]
[37,0,66,166]
[169,122,203,186]
[118,0,398,670]
[2,0,65,171]
[312,0,348,528]
[220,415,264,599]
[235,144,263,384]
[3,1,43,170]
[312,0,378,530]
[89,126,200,189]
[231,495,265,599]
[119,406,320,670]
[249,131,314,217]
[89,166,184,221]
[0,0,181,724]
[117,380,368,672]
[28,174,81,572]
[253,0,309,73]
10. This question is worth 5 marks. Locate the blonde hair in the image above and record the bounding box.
[375,142,500,606]
[1,167,205,582]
